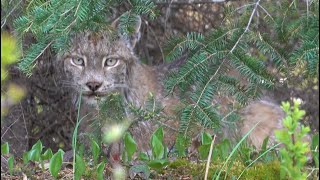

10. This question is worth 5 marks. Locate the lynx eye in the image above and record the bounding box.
[104,58,118,67]
[72,58,85,66]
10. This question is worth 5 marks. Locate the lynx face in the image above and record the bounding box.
[62,33,133,105]
[60,18,141,106]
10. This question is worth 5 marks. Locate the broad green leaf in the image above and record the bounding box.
[201,131,212,145]
[1,142,9,155]
[91,139,100,165]
[28,149,41,162]
[8,155,14,175]
[28,140,43,162]
[147,159,169,170]
[151,135,164,159]
[22,152,29,164]
[96,161,106,180]
[129,164,150,179]
[75,154,86,180]
[124,132,137,161]
[138,152,149,161]
[198,144,210,159]
[49,149,64,178]
[153,127,164,142]
[31,140,43,152]
[42,148,53,160]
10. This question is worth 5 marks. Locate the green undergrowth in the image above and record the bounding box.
[164,159,281,179]
[2,97,318,179]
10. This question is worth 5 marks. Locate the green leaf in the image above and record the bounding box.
[150,127,165,159]
[23,152,29,164]
[311,134,319,168]
[129,164,150,179]
[91,139,100,165]
[261,136,269,152]
[28,149,41,162]
[1,142,9,155]
[198,144,211,160]
[41,148,53,160]
[96,161,106,180]
[32,140,43,151]
[153,127,164,142]
[49,149,64,178]
[29,140,43,161]
[138,152,149,161]
[201,131,212,145]
[8,155,14,175]
[75,154,86,180]
[124,132,137,161]
[147,159,169,170]
[150,135,164,160]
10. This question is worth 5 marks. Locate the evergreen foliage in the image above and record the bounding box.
[13,0,157,76]
[164,0,319,136]
[10,0,319,138]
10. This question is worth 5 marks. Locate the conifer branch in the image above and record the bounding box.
[230,0,260,53]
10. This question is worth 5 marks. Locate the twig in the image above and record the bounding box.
[1,118,20,139]
[230,0,261,53]
[19,102,29,141]
[306,167,319,178]
[204,135,217,180]
[164,0,173,34]
[1,0,23,28]
[258,4,275,22]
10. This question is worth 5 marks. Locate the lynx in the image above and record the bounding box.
[58,17,285,156]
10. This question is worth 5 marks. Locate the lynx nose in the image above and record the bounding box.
[86,82,102,92]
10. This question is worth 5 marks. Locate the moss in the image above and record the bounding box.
[241,161,280,180]
[165,158,281,179]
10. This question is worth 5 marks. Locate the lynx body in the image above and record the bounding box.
[59,17,285,153]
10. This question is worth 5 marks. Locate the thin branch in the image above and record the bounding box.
[1,0,24,28]
[230,0,261,53]
[164,0,173,34]
[258,4,275,22]
[204,135,217,180]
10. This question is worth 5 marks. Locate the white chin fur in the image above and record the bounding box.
[82,96,99,107]
[82,96,108,107]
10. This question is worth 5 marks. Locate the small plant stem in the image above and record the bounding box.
[73,92,82,179]
[291,133,296,166]
[204,135,216,180]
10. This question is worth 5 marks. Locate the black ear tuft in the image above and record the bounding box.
[111,15,141,49]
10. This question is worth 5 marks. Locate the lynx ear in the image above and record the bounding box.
[111,15,141,49]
